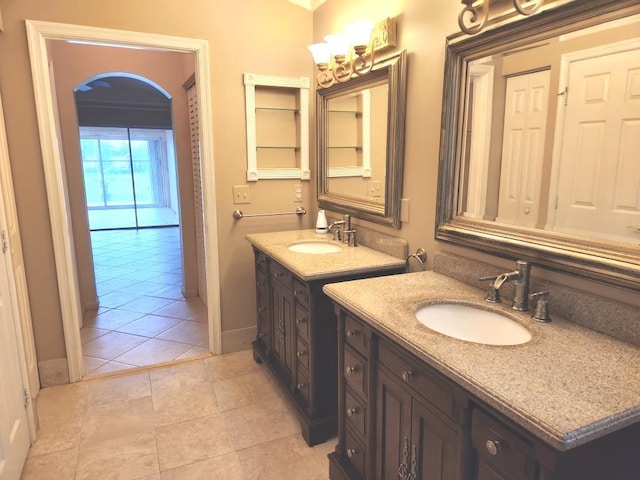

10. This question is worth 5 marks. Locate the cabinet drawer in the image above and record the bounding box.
[345,388,367,440]
[296,336,309,372]
[344,345,368,399]
[378,339,455,420]
[344,314,368,357]
[269,261,292,288]
[344,427,367,479]
[472,409,533,480]
[295,365,310,406]
[254,250,268,271]
[295,304,309,341]
[292,278,309,307]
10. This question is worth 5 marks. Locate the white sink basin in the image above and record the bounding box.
[288,241,342,254]
[415,303,531,346]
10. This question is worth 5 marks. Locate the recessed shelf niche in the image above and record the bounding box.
[244,73,310,181]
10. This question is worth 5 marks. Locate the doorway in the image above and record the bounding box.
[26,20,222,382]
[68,71,208,375]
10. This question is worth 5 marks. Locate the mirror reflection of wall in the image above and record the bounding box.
[460,15,640,245]
[326,82,388,204]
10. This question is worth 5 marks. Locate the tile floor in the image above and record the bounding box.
[21,351,334,479]
[81,227,209,378]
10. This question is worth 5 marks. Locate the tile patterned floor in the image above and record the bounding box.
[21,351,334,479]
[81,228,209,378]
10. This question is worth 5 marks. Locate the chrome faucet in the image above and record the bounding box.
[328,215,357,246]
[342,214,357,246]
[328,220,345,241]
[480,260,531,311]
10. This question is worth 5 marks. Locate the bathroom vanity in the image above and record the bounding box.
[246,229,406,446]
[323,272,640,480]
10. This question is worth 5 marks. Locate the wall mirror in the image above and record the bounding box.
[436,0,640,291]
[317,50,407,228]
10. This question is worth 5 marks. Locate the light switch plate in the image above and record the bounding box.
[401,198,410,223]
[232,185,251,204]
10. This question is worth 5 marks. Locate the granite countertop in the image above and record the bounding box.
[322,271,640,451]
[246,229,405,281]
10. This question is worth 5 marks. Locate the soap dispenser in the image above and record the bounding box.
[315,209,328,233]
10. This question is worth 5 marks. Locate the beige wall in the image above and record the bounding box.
[0,0,637,375]
[49,42,198,311]
[0,0,314,365]
[315,0,640,308]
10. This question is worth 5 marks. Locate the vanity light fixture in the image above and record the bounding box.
[308,18,396,89]
[459,0,545,35]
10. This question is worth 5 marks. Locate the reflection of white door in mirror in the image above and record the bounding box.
[549,39,640,244]
[462,64,494,220]
[496,70,550,228]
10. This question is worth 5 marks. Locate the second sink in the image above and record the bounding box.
[288,241,342,254]
[415,303,532,346]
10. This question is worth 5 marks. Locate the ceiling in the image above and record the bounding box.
[287,0,327,11]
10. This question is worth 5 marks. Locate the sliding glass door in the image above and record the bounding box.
[80,126,179,230]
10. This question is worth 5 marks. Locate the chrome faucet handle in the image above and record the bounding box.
[479,275,501,303]
[344,229,357,247]
[530,291,552,323]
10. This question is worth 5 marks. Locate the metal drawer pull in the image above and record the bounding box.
[297,383,306,390]
[402,370,413,382]
[346,329,358,337]
[346,407,359,417]
[345,366,358,375]
[294,290,304,296]
[257,281,265,287]
[485,439,502,456]
[295,318,305,325]
[274,272,283,278]
[258,307,266,313]
[346,448,357,458]
[297,350,307,357]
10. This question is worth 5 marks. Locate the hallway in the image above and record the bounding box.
[81,227,208,377]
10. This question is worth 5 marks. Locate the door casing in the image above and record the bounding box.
[26,20,222,382]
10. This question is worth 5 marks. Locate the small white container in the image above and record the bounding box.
[315,209,328,233]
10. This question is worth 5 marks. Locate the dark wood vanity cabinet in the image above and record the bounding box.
[331,311,464,480]
[375,341,461,480]
[251,247,404,447]
[329,306,640,480]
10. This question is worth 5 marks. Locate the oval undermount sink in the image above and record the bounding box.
[288,241,342,254]
[415,303,531,346]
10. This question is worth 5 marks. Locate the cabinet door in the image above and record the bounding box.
[411,397,459,480]
[376,368,413,480]
[270,282,293,376]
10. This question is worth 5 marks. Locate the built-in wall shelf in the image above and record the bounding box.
[244,73,310,181]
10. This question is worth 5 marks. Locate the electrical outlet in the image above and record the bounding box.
[293,184,303,203]
[369,180,382,197]
[232,185,251,204]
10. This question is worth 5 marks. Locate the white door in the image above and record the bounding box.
[496,70,550,227]
[0,93,39,437]
[0,236,31,479]
[550,42,640,243]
